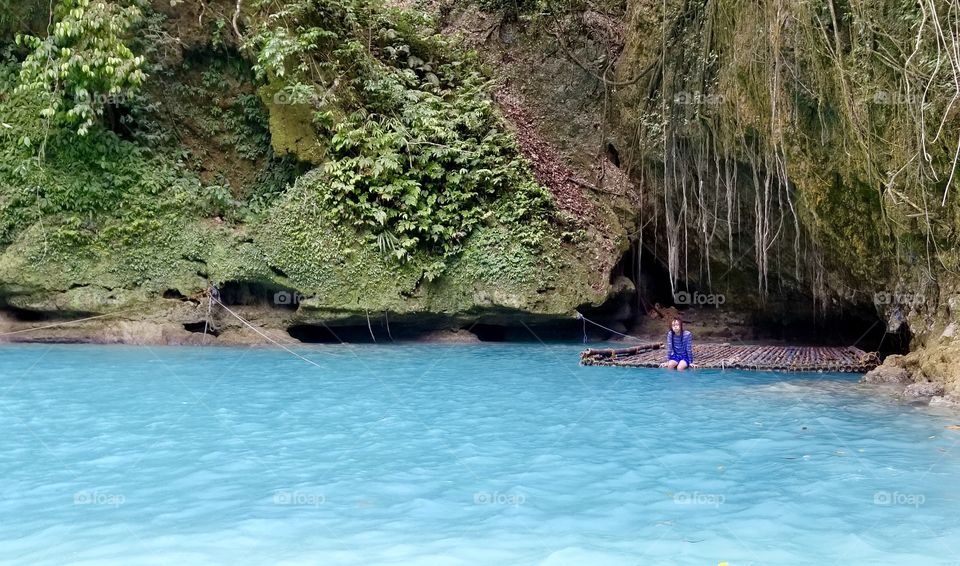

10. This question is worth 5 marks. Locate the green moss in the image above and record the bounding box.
[259,81,327,165]
[0,4,616,320]
[254,175,605,317]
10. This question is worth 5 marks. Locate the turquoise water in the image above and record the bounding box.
[1,343,959,565]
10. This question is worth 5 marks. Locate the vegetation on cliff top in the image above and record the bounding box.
[246,0,552,265]
[0,0,608,315]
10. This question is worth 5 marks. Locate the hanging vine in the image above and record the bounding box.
[613,0,960,311]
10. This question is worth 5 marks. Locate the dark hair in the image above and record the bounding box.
[670,317,683,335]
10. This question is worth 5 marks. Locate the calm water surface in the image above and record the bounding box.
[0,343,958,565]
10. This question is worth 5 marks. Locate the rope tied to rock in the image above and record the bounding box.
[575,311,649,342]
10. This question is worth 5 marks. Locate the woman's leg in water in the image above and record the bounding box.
[676,360,688,371]
[665,360,679,369]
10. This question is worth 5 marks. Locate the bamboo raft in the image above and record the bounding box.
[580,343,880,373]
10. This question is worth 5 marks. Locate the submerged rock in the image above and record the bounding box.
[903,382,945,400]
[415,328,482,343]
[930,393,960,409]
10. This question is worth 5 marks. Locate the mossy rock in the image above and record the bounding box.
[259,82,327,165]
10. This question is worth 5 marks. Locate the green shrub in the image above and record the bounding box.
[15,0,146,136]
[247,0,553,263]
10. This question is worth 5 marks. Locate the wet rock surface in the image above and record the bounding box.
[930,393,960,408]
[903,382,946,400]
[861,364,912,385]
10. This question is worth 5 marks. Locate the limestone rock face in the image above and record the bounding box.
[942,323,957,339]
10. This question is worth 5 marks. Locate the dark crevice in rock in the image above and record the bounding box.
[3,306,97,322]
[288,323,373,343]
[163,289,187,300]
[183,321,218,336]
[470,324,506,342]
[572,238,672,339]
[744,306,887,348]
[104,102,137,140]
[469,321,591,342]
[289,316,461,343]
[610,239,674,311]
[883,322,912,357]
[605,142,621,167]
[285,314,593,343]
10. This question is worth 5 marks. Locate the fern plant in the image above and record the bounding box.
[247,0,552,264]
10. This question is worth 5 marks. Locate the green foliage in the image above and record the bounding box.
[256,178,595,316]
[246,156,298,215]
[322,77,548,261]
[0,0,596,317]
[230,92,274,161]
[15,0,147,136]
[0,49,196,251]
[247,0,553,265]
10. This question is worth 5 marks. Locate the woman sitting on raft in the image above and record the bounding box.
[659,317,694,370]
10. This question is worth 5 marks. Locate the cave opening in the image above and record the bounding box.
[568,238,680,341]
[744,303,908,352]
[605,237,911,355]
[183,321,219,336]
[610,240,675,313]
[468,321,588,342]
[288,323,381,343]
[289,324,364,343]
[163,289,187,300]
[605,142,621,168]
[2,305,96,322]
[470,324,506,342]
[218,280,299,310]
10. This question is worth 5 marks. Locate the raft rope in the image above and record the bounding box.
[210,297,325,370]
[0,292,325,372]
[575,311,649,342]
[202,290,213,345]
[0,308,138,338]
[384,311,394,342]
[365,310,376,343]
